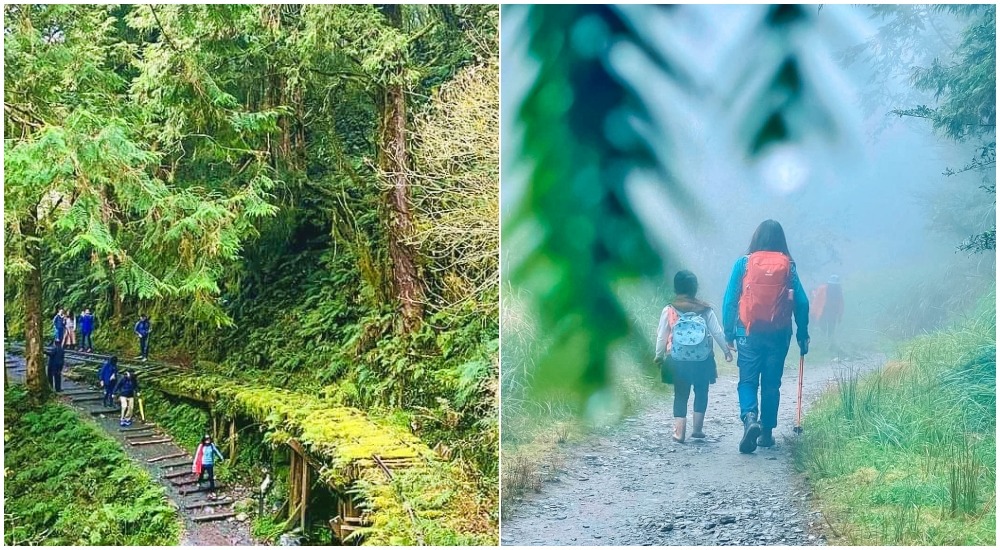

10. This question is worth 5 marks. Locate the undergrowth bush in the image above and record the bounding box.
[794,295,996,545]
[3,386,181,545]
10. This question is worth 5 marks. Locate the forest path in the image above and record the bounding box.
[501,354,885,546]
[5,348,257,546]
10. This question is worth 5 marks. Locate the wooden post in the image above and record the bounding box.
[288,452,299,523]
[300,459,309,531]
[228,418,236,458]
[211,412,218,441]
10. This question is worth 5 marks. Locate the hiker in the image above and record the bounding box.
[44,341,65,393]
[655,270,733,443]
[193,435,225,493]
[52,308,66,346]
[63,309,77,350]
[98,355,119,408]
[134,314,151,361]
[114,370,139,427]
[722,219,809,454]
[810,275,844,347]
[79,308,95,352]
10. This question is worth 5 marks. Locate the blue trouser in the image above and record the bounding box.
[139,335,149,358]
[54,329,64,346]
[103,383,115,407]
[47,366,63,392]
[80,331,93,350]
[736,331,792,429]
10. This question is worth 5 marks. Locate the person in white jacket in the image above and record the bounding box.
[655,270,733,442]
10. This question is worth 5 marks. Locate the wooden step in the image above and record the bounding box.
[129,438,171,446]
[179,485,224,496]
[70,395,105,402]
[122,424,157,432]
[148,452,186,463]
[191,511,236,523]
[159,460,193,469]
[64,389,99,396]
[123,429,158,437]
[169,476,199,486]
[163,470,195,479]
[184,498,233,510]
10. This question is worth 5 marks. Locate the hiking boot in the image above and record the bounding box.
[672,417,686,443]
[739,412,761,454]
[757,428,775,448]
[690,412,706,439]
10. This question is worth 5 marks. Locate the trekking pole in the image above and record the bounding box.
[793,355,804,434]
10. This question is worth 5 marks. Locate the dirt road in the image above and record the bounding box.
[501,355,884,546]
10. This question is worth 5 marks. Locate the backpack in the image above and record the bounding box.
[669,308,713,362]
[738,251,793,334]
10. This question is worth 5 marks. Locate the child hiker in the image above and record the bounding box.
[114,370,139,427]
[722,219,809,454]
[656,270,732,443]
[193,435,225,495]
[63,309,77,349]
[98,356,119,408]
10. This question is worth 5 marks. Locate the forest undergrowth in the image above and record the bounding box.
[794,295,996,545]
[3,386,182,546]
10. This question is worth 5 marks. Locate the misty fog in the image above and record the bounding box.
[618,4,995,348]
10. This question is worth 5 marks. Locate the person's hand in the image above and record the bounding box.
[798,337,810,356]
[727,341,736,353]
[724,349,734,363]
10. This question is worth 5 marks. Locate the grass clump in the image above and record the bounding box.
[795,297,996,545]
[3,386,181,545]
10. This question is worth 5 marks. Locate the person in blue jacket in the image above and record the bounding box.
[722,220,809,454]
[114,370,139,427]
[52,308,66,346]
[98,355,119,408]
[193,435,226,493]
[44,341,65,393]
[78,308,96,352]
[134,314,151,361]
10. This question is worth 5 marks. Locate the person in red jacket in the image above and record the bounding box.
[810,275,844,346]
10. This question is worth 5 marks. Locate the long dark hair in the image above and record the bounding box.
[747,219,792,259]
[672,270,712,311]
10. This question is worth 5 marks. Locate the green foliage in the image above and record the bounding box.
[3,386,181,545]
[794,297,996,545]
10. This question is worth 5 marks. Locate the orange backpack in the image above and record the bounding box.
[739,251,793,334]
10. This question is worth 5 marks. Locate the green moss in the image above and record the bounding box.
[3,386,182,545]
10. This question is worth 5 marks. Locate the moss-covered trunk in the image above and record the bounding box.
[379,3,425,333]
[22,207,47,396]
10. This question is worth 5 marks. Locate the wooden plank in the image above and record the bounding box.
[163,470,195,479]
[129,438,171,446]
[179,485,224,496]
[69,395,105,402]
[169,477,199,486]
[124,430,158,438]
[192,511,236,523]
[122,424,156,432]
[184,498,233,510]
[148,452,185,463]
[159,460,193,469]
[301,452,310,531]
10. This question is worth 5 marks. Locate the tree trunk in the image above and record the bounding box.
[22,207,47,396]
[379,4,425,333]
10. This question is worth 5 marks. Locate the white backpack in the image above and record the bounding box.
[670,308,713,362]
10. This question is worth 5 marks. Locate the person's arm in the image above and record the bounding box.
[706,309,733,362]
[654,307,670,361]
[213,444,225,461]
[790,264,810,351]
[721,257,747,343]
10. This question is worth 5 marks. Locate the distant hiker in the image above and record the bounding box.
[723,220,809,454]
[134,314,151,361]
[810,275,844,347]
[98,355,119,408]
[655,270,733,443]
[44,342,66,393]
[52,308,66,346]
[193,435,225,493]
[114,370,139,427]
[63,310,77,350]
[79,308,95,352]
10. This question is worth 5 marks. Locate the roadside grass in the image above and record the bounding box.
[3,386,182,545]
[794,298,996,545]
